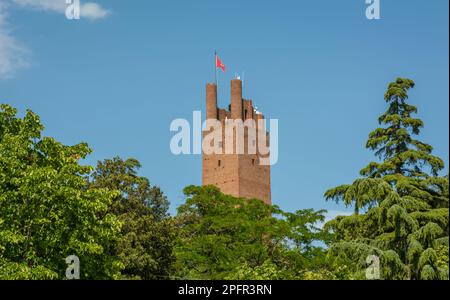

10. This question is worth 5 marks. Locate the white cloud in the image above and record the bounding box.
[12,0,66,12]
[80,2,110,20]
[0,2,29,79]
[12,0,111,20]
[0,0,110,78]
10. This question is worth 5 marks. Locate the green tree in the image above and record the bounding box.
[175,185,327,280]
[89,157,176,279]
[0,104,122,279]
[324,78,449,280]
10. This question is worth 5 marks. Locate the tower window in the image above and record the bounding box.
[244,109,248,119]
[252,159,255,165]
[218,160,221,167]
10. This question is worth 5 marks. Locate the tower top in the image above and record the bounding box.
[202,79,271,204]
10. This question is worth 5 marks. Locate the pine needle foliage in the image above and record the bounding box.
[324,78,449,280]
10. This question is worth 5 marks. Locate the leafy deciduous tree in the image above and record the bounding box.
[175,185,328,280]
[0,104,122,279]
[89,157,176,280]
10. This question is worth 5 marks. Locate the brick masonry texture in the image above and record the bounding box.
[202,79,271,205]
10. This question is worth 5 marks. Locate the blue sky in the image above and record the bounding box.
[1,0,448,216]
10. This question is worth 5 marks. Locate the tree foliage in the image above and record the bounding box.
[324,78,449,280]
[174,185,328,280]
[89,157,176,280]
[0,104,122,279]
[1,76,447,282]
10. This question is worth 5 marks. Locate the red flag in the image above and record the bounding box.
[216,55,226,72]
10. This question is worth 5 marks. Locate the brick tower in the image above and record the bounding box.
[202,79,271,204]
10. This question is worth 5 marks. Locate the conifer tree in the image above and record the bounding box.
[324,78,449,280]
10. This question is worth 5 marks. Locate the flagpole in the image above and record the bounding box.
[214,51,217,86]
[214,51,218,101]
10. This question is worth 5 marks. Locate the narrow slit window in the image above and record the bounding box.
[218,160,221,167]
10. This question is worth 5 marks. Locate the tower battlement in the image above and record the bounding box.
[202,79,271,204]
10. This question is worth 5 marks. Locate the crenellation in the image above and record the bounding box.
[202,79,271,204]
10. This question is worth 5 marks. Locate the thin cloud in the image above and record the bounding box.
[0,0,111,79]
[12,0,111,20]
[12,0,67,12]
[0,2,29,79]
